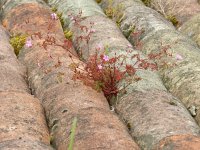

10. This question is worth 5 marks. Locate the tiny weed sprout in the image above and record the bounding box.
[104,0,124,27]
[64,28,73,40]
[68,117,78,150]
[141,0,184,27]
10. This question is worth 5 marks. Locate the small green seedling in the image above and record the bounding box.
[68,117,78,150]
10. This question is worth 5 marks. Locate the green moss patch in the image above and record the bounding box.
[10,34,27,56]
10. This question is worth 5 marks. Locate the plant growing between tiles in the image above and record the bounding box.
[10,8,182,107]
[66,12,181,105]
[141,0,182,26]
[51,7,74,40]
[103,0,124,27]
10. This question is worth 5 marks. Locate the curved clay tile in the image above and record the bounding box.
[0,25,53,149]
[142,0,200,49]
[179,13,200,47]
[169,0,200,25]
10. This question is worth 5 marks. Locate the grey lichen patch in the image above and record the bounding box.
[119,69,167,98]
[179,13,200,47]
[137,134,155,150]
[162,61,200,107]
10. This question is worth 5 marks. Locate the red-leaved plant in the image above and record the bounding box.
[21,10,180,105]
[65,11,181,105]
[67,12,176,104]
[83,50,158,103]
